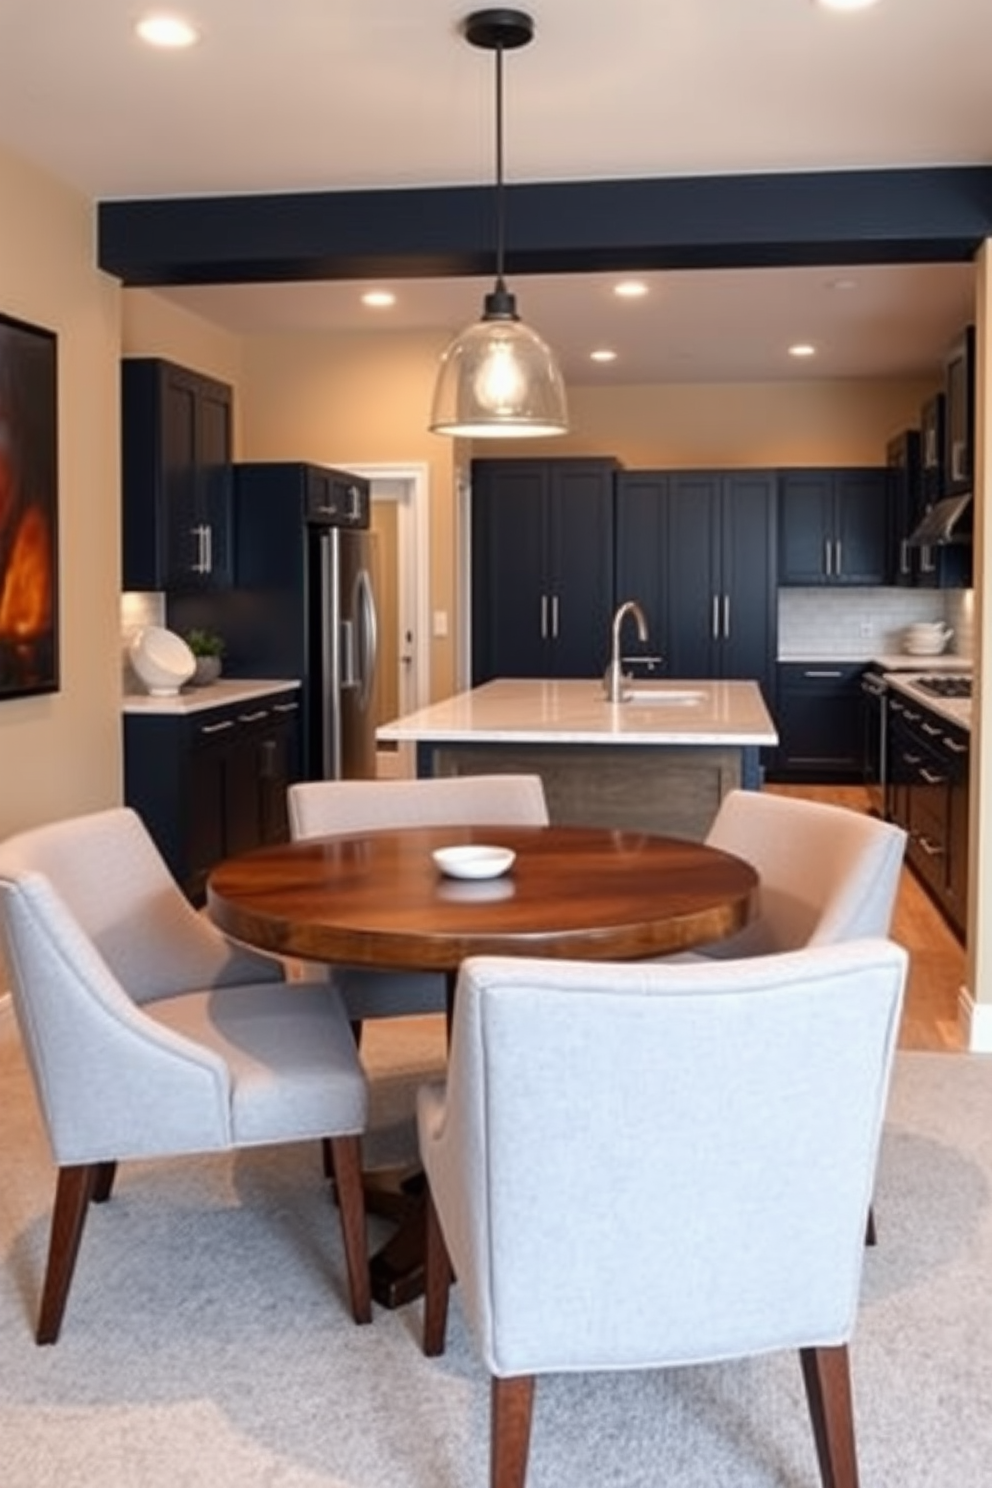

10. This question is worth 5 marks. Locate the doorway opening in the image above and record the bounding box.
[350,464,430,778]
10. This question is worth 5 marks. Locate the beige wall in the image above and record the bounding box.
[477,377,939,467]
[0,143,121,839]
[122,291,245,449]
[235,328,461,700]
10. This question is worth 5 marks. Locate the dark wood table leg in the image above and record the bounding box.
[368,968,457,1309]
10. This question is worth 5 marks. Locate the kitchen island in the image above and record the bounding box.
[377,678,778,841]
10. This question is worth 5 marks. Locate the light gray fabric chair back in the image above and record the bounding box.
[418,938,906,1378]
[0,805,279,1004]
[288,774,549,839]
[701,789,907,958]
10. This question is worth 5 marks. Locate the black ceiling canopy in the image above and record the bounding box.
[97,166,992,288]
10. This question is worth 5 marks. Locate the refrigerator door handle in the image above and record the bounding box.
[355,566,378,712]
[319,528,342,779]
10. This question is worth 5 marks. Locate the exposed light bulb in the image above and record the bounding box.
[472,336,528,415]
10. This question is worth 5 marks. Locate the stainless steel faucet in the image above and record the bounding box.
[604,599,649,702]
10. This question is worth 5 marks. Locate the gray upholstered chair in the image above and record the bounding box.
[0,806,371,1344]
[689,789,908,959]
[287,774,549,1022]
[419,939,907,1488]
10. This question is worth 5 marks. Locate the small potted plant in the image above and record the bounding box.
[185,628,225,686]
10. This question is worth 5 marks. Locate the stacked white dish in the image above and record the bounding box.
[129,626,196,696]
[903,622,953,657]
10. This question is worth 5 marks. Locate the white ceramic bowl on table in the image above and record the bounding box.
[129,626,196,696]
[432,845,516,880]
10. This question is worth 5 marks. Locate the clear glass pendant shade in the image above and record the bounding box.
[430,291,569,438]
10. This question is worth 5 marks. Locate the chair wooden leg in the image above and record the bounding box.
[37,1164,99,1346]
[800,1344,859,1488]
[327,1134,371,1324]
[864,1205,877,1247]
[491,1375,536,1488]
[91,1161,117,1203]
[423,1187,453,1356]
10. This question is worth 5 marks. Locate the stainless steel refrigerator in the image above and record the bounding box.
[169,462,379,780]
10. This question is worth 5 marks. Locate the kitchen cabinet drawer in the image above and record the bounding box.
[768,663,864,782]
[124,689,300,903]
[886,693,967,938]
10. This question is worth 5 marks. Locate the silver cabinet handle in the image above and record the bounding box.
[238,710,269,724]
[722,594,730,639]
[199,718,235,736]
[917,835,945,858]
[951,439,967,482]
[920,543,935,573]
[944,737,968,754]
[273,701,299,714]
[711,595,720,639]
[920,768,947,786]
[899,539,911,575]
[804,670,842,678]
[204,523,213,574]
[824,539,832,577]
[551,595,559,639]
[540,594,548,640]
[834,540,842,576]
[921,721,942,737]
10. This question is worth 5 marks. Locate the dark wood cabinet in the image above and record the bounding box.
[770,662,864,782]
[470,459,617,683]
[944,324,975,495]
[615,470,777,705]
[919,391,946,503]
[124,688,300,903]
[886,691,968,937]
[122,358,234,592]
[779,468,890,586]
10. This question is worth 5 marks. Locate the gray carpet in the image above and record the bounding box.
[2,1007,992,1488]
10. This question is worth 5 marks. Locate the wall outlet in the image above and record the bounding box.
[432,609,449,638]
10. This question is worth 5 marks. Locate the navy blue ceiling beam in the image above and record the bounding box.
[97,167,992,287]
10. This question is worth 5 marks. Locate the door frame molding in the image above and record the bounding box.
[348,462,431,713]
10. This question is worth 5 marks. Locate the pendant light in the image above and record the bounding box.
[429,8,568,439]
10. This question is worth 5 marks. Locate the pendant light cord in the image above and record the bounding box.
[494,40,506,289]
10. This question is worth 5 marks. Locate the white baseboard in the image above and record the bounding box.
[960,985,992,1052]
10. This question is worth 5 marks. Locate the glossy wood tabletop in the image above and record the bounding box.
[207,823,758,969]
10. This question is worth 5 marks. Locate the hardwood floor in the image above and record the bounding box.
[767,784,966,1052]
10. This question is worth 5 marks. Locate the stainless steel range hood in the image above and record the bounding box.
[906,491,972,546]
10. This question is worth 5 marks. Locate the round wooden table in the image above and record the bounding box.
[207,822,758,978]
[207,822,757,1308]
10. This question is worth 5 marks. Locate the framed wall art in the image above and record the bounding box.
[0,310,58,698]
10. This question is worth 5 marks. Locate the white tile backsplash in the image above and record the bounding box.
[778,587,972,661]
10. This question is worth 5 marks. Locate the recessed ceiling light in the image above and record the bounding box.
[135,13,200,48]
[815,0,881,12]
[361,290,396,309]
[789,343,817,358]
[613,281,649,300]
[590,349,618,363]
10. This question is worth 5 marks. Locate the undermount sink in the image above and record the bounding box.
[624,687,707,705]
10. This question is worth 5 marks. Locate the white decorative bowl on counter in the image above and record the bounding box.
[129,626,196,696]
[903,622,954,656]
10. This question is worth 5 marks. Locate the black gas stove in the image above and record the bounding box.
[913,675,972,700]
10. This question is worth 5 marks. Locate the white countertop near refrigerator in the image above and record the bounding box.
[122,679,300,715]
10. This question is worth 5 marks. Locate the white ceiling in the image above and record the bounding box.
[0,0,987,384]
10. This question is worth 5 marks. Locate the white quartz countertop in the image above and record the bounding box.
[122,679,300,716]
[378,678,778,747]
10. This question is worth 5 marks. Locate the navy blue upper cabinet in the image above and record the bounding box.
[122,358,234,592]
[944,324,975,495]
[470,459,617,684]
[778,468,890,586]
[615,470,777,705]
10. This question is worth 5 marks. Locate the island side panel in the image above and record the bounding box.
[416,741,752,841]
